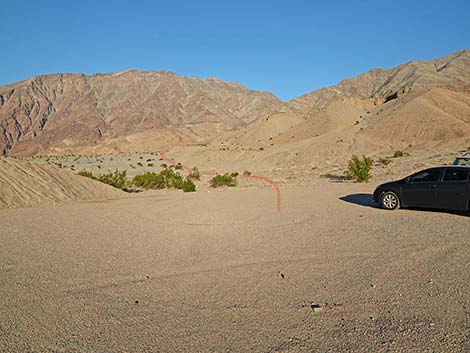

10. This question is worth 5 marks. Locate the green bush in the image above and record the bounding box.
[345,155,373,182]
[188,167,201,180]
[78,169,128,190]
[132,172,167,189]
[393,150,405,158]
[210,173,238,187]
[378,157,391,166]
[132,167,197,192]
[78,169,94,178]
[95,170,128,189]
[181,178,196,192]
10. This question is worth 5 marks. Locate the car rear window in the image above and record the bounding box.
[443,169,469,181]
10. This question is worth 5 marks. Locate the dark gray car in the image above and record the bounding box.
[373,166,470,212]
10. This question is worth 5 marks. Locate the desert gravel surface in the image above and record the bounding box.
[0,184,469,352]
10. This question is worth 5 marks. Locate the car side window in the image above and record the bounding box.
[409,169,441,183]
[453,158,470,166]
[443,169,469,182]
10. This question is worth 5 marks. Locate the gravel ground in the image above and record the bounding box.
[0,184,469,352]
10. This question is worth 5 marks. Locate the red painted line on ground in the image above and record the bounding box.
[240,174,282,213]
[201,170,218,176]
[158,148,282,213]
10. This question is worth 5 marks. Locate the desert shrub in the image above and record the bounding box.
[148,163,154,167]
[95,170,128,189]
[132,167,197,192]
[188,167,200,180]
[378,157,391,166]
[78,169,94,178]
[133,172,167,189]
[170,174,184,189]
[181,178,196,192]
[175,163,183,170]
[393,150,405,158]
[210,173,238,187]
[345,155,373,182]
[78,169,128,190]
[243,170,252,176]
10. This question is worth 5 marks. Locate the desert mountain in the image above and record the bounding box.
[221,50,470,162]
[0,70,282,156]
[0,158,121,208]
[1,50,469,165]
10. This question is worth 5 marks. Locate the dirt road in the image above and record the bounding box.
[0,184,468,352]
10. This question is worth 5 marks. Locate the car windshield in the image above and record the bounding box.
[453,157,470,166]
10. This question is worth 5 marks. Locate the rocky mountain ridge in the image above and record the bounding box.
[0,70,282,156]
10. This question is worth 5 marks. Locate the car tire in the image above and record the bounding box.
[380,191,400,210]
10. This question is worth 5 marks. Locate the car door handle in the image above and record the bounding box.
[431,184,438,188]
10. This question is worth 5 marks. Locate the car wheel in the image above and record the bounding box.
[380,191,400,210]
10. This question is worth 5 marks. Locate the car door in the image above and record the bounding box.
[401,168,443,208]
[434,168,470,211]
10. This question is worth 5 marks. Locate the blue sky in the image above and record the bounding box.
[0,0,469,100]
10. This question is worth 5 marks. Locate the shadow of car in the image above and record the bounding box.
[340,193,377,208]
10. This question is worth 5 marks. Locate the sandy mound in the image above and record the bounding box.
[0,158,122,208]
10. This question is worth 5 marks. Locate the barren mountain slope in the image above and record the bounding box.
[0,70,282,156]
[0,158,121,208]
[219,50,470,159]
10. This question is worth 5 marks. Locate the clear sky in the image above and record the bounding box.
[1,0,469,100]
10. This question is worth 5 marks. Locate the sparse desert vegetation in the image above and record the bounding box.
[22,153,172,177]
[78,169,128,190]
[345,155,373,182]
[377,157,391,166]
[188,167,201,180]
[210,173,238,187]
[392,150,409,158]
[77,163,198,193]
[132,167,196,192]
